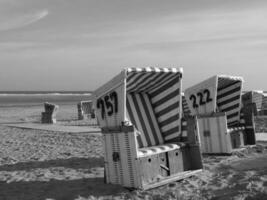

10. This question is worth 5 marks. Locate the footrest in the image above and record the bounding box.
[227,126,245,133]
[137,143,186,157]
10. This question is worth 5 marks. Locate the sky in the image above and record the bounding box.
[0,0,266,91]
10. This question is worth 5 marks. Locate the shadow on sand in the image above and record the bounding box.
[0,177,127,200]
[0,157,127,200]
[0,157,104,171]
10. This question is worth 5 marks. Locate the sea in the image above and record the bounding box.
[0,91,92,107]
[0,91,93,123]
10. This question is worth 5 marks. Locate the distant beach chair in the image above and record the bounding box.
[77,100,98,125]
[41,102,59,124]
[94,67,203,190]
[184,75,256,154]
[242,90,263,115]
[259,93,267,115]
[77,101,95,120]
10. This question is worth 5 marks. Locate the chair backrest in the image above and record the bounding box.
[126,93,163,148]
[44,102,58,114]
[125,68,183,147]
[94,67,183,148]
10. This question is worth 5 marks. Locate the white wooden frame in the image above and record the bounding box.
[94,67,203,189]
[185,75,255,154]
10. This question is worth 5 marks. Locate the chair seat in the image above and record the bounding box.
[137,143,186,157]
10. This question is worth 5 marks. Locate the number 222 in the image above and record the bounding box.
[189,89,212,108]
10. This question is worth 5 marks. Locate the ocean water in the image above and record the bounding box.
[0,91,93,123]
[0,91,92,107]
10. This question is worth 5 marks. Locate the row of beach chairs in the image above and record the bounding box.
[41,101,96,124]
[93,67,257,190]
[242,90,267,115]
[40,67,258,190]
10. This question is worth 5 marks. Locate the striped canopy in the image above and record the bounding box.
[125,67,183,148]
[182,93,191,117]
[126,67,182,93]
[216,75,243,127]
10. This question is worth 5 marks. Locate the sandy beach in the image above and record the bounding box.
[1,0,267,199]
[0,103,266,200]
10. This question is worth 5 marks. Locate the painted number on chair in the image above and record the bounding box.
[97,91,118,119]
[189,89,213,108]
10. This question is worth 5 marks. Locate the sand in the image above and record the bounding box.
[4,123,100,133]
[0,105,267,200]
[0,104,80,124]
[0,125,266,200]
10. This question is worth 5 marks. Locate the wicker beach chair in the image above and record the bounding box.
[94,67,203,190]
[77,100,95,120]
[259,94,267,115]
[242,91,263,115]
[184,75,256,154]
[41,102,59,124]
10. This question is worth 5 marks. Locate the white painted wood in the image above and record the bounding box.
[103,130,141,188]
[98,67,203,189]
[184,76,218,115]
[94,70,126,98]
[217,116,230,153]
[95,84,124,128]
[197,115,232,153]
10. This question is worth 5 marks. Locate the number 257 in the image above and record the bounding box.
[97,91,118,119]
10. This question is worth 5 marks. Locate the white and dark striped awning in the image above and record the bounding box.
[125,67,183,147]
[216,75,243,127]
[126,67,183,93]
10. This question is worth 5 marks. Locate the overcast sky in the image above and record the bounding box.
[0,0,266,91]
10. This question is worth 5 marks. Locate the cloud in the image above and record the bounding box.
[0,9,49,31]
[113,7,267,53]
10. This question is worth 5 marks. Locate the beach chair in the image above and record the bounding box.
[77,101,95,120]
[184,75,256,154]
[259,94,267,115]
[93,67,203,190]
[41,102,59,124]
[242,91,263,115]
